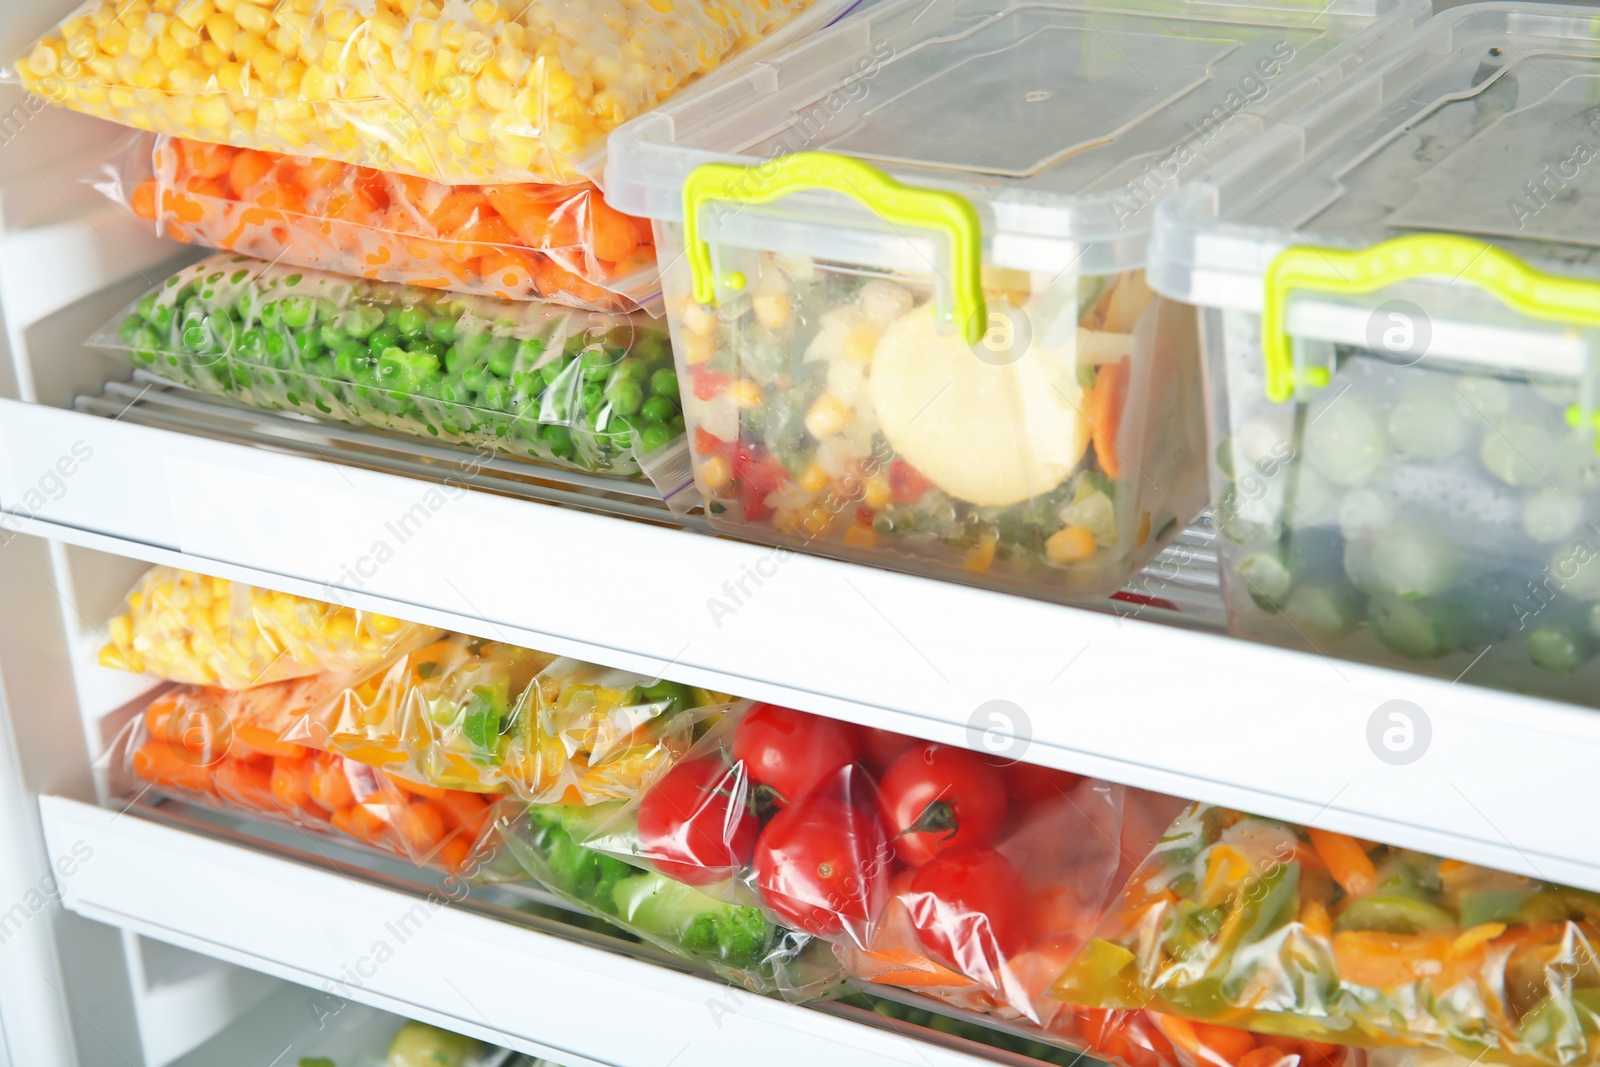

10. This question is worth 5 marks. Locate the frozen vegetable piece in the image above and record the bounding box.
[98,565,438,688]
[1304,394,1388,487]
[1051,802,1600,1067]
[20,0,826,185]
[106,134,655,311]
[94,253,684,479]
[1388,379,1470,461]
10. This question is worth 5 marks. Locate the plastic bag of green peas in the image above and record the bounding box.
[92,253,692,495]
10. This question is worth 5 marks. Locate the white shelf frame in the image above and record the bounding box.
[5,401,1600,893]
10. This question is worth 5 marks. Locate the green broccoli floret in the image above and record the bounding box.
[612,873,774,969]
[522,805,633,915]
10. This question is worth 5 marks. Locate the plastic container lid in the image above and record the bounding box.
[1152,4,1600,314]
[606,0,1430,278]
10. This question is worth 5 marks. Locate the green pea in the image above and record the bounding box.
[181,323,208,351]
[640,395,676,424]
[394,306,428,338]
[411,338,448,360]
[515,338,545,364]
[238,328,266,361]
[429,318,457,344]
[334,340,367,378]
[133,326,162,354]
[259,301,282,330]
[540,357,572,387]
[639,423,675,454]
[606,379,644,417]
[482,381,512,410]
[263,332,290,367]
[368,325,400,357]
[340,305,383,338]
[148,303,173,332]
[462,366,490,394]
[319,324,349,349]
[280,296,314,328]
[486,337,517,378]
[136,294,157,320]
[580,346,616,371]
[580,382,603,413]
[455,331,490,363]
[650,367,681,400]
[119,314,143,344]
[540,424,574,457]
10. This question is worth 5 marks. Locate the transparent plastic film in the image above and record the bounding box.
[97,564,441,687]
[288,635,731,802]
[98,132,658,311]
[1049,802,1600,1067]
[18,0,824,185]
[485,799,846,999]
[91,253,689,483]
[119,682,498,872]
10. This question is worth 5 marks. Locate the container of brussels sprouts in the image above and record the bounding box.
[1149,5,1600,706]
[92,253,691,498]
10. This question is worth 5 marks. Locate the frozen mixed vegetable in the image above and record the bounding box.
[1051,803,1600,1066]
[290,635,728,802]
[19,0,823,184]
[107,133,656,310]
[98,565,438,688]
[96,253,684,477]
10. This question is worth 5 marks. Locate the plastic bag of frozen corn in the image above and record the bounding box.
[18,0,831,185]
[99,132,657,311]
[98,566,441,688]
[287,633,732,802]
[122,680,499,872]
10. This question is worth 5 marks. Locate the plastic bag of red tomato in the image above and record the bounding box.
[98,133,658,313]
[121,681,496,873]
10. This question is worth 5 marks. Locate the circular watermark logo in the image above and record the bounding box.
[970,299,1033,367]
[1366,699,1431,765]
[157,697,234,768]
[1365,300,1431,366]
[967,699,1032,764]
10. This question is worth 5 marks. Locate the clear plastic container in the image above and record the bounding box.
[605,0,1429,601]
[1148,4,1600,705]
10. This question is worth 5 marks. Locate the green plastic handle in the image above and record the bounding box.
[1262,233,1600,403]
[682,152,986,345]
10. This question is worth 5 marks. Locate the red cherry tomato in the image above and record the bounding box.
[857,725,917,774]
[878,743,1006,867]
[907,845,1029,975]
[732,703,858,807]
[635,758,754,885]
[1006,761,1083,803]
[753,794,889,938]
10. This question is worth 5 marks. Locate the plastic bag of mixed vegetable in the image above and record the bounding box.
[92,253,691,487]
[287,634,730,802]
[98,565,440,688]
[1049,803,1600,1067]
[123,682,497,872]
[17,0,827,185]
[483,799,844,999]
[99,133,657,312]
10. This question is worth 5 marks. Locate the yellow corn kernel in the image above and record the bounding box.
[171,18,201,47]
[205,13,238,54]
[100,21,131,57]
[250,45,282,80]
[155,34,181,66]
[752,291,791,330]
[371,614,402,635]
[27,42,60,76]
[194,94,231,128]
[1046,524,1098,564]
[134,56,166,88]
[727,379,763,409]
[231,28,262,61]
[804,394,850,439]
[699,453,732,490]
[864,474,891,509]
[233,1,269,33]
[798,462,830,493]
[127,29,155,58]
[1136,509,1151,547]
[844,524,877,549]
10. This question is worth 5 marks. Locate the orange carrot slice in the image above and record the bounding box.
[1307,828,1378,897]
[1086,357,1130,478]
